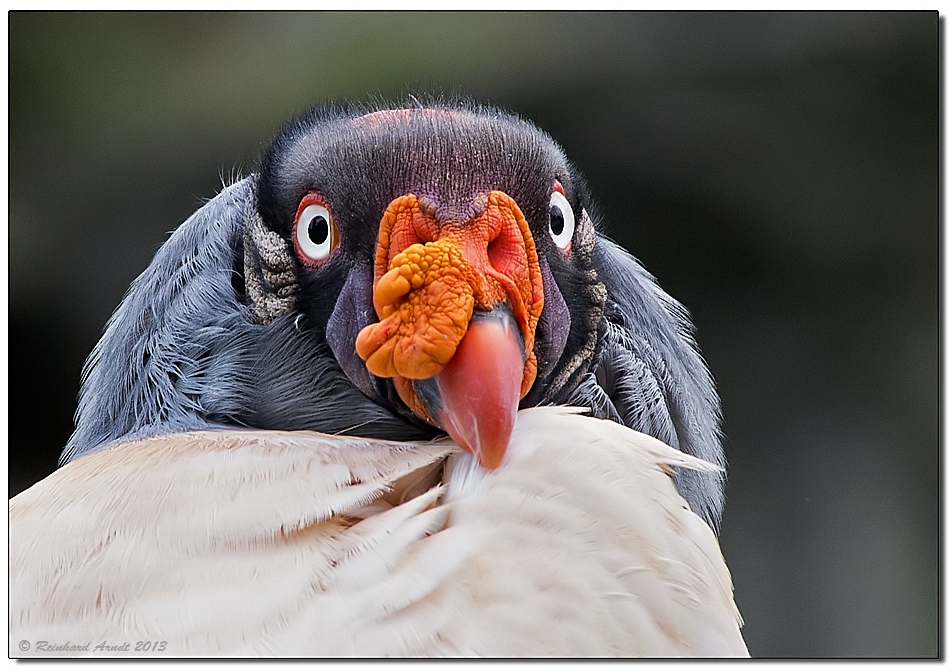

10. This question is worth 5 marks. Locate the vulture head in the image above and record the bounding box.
[62,100,725,527]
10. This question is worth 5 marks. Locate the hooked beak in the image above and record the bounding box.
[413,309,524,469]
[355,192,544,469]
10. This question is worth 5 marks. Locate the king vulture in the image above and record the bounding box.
[9,100,747,657]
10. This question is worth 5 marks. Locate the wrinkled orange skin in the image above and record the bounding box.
[355,192,544,422]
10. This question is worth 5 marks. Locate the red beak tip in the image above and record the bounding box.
[440,416,511,471]
[477,449,506,471]
[435,314,523,473]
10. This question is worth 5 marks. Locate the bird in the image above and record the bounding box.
[9,99,746,657]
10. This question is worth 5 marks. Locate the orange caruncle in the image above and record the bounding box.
[356,238,476,379]
[355,192,544,422]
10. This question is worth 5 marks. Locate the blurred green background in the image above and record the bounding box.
[8,11,937,658]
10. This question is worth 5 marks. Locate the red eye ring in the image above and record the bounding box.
[293,192,339,267]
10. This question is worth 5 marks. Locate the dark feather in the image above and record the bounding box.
[62,100,725,528]
[568,238,724,527]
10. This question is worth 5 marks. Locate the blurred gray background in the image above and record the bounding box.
[8,11,937,658]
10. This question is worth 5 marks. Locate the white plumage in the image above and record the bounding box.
[10,407,746,657]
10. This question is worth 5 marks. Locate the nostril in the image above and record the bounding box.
[487,230,502,264]
[411,222,435,245]
[487,226,522,277]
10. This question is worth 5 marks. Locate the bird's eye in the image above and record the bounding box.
[549,190,575,253]
[294,195,339,266]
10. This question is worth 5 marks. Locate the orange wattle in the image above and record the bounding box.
[355,191,544,469]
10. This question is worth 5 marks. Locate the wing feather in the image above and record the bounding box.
[62,178,257,464]
[573,237,725,528]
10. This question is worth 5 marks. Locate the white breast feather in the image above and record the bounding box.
[9,407,747,657]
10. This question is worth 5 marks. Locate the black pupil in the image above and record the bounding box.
[308,215,329,246]
[549,205,565,236]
